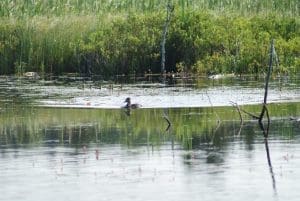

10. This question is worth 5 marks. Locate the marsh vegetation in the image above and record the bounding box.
[0,2,300,201]
[0,0,299,78]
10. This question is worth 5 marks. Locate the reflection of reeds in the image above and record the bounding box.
[0,102,299,146]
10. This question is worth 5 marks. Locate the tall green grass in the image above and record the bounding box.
[0,0,299,17]
[0,0,299,77]
[0,15,101,75]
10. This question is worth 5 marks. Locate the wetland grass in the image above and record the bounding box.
[0,0,299,77]
[0,0,298,17]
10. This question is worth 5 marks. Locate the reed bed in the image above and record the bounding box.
[0,0,298,17]
[0,0,299,77]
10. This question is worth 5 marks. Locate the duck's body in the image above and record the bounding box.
[123,97,141,109]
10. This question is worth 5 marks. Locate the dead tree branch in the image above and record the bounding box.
[161,0,174,80]
[161,1,174,132]
[163,112,172,132]
[259,39,274,124]
[230,101,259,120]
[232,40,277,138]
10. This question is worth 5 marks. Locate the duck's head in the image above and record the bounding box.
[124,97,131,103]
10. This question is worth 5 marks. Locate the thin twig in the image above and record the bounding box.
[240,108,260,119]
[273,47,280,70]
[206,91,221,123]
[229,102,260,119]
[229,101,245,136]
[213,119,221,134]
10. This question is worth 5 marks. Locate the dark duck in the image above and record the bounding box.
[123,97,141,109]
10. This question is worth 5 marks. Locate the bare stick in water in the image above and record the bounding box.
[259,39,274,123]
[161,1,174,131]
[161,1,174,80]
[232,40,276,138]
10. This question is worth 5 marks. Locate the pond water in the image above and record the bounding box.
[0,75,299,108]
[0,76,299,201]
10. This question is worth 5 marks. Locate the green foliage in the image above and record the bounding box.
[0,1,299,77]
[167,11,299,75]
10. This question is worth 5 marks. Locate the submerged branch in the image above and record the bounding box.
[206,91,221,123]
[240,108,260,120]
[258,108,270,138]
[229,101,260,120]
[213,119,222,135]
[230,101,244,124]
[231,40,276,138]
[163,108,172,132]
[230,102,245,136]
[163,114,172,132]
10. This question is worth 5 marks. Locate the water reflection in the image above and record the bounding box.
[0,105,300,201]
[1,105,299,153]
[264,138,277,195]
[257,116,277,195]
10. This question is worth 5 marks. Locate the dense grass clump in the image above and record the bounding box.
[0,0,299,77]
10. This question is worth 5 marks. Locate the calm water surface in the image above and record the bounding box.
[0,75,299,108]
[0,77,300,201]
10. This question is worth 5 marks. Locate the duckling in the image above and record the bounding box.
[123,97,141,109]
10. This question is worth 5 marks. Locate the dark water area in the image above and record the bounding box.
[0,76,300,201]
